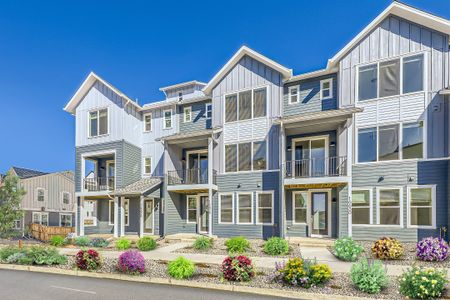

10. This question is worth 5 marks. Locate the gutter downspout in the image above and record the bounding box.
[280,121,286,239]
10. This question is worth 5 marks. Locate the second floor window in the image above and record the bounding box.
[144,114,152,132]
[225,87,267,123]
[37,188,45,202]
[62,192,70,205]
[288,86,298,104]
[89,109,108,137]
[225,140,267,173]
[163,109,172,129]
[144,157,152,175]
[183,106,192,123]
[320,79,333,100]
[206,103,212,120]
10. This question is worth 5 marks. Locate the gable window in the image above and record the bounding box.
[144,157,152,175]
[144,113,152,132]
[37,188,45,202]
[32,212,49,226]
[89,109,108,137]
[225,144,237,172]
[225,94,237,122]
[377,188,402,226]
[237,193,253,224]
[253,88,266,118]
[378,124,399,161]
[225,141,267,173]
[225,87,267,123]
[109,200,115,225]
[256,192,273,224]
[408,186,435,228]
[123,199,130,226]
[352,189,372,225]
[379,59,400,98]
[239,90,252,120]
[219,194,234,224]
[288,86,299,104]
[62,192,70,205]
[358,127,377,163]
[293,192,307,224]
[187,196,197,223]
[183,106,192,123]
[163,109,172,129]
[320,79,333,100]
[60,214,73,227]
[403,54,424,94]
[206,104,212,120]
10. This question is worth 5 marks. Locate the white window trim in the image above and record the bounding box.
[406,185,436,229]
[292,135,329,162]
[288,85,299,104]
[223,85,269,124]
[163,108,173,129]
[59,213,73,227]
[32,211,49,226]
[351,188,373,226]
[237,192,254,225]
[123,198,130,226]
[61,191,71,205]
[320,78,333,100]
[376,187,403,227]
[108,199,114,226]
[143,113,152,132]
[186,195,198,224]
[224,139,268,174]
[183,106,192,123]
[87,107,109,138]
[143,156,152,175]
[13,220,21,230]
[292,191,308,225]
[36,187,46,202]
[206,103,212,120]
[218,193,235,224]
[255,191,274,225]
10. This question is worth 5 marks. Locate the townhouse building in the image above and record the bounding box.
[64,2,450,242]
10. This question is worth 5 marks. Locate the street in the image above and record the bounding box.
[0,269,288,300]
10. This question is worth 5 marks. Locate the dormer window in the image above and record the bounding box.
[178,92,183,101]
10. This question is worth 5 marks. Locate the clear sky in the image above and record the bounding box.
[0,0,449,174]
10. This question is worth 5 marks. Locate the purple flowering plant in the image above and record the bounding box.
[416,237,449,262]
[117,250,146,275]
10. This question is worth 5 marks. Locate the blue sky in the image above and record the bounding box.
[0,0,449,174]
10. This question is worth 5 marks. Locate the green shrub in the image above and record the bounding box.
[90,237,109,248]
[168,256,195,279]
[225,236,251,254]
[372,237,404,260]
[350,258,388,294]
[0,246,21,261]
[74,236,91,247]
[27,246,67,265]
[116,238,132,250]
[399,266,447,299]
[193,236,213,251]
[50,235,66,247]
[263,237,289,256]
[332,237,364,262]
[137,237,157,251]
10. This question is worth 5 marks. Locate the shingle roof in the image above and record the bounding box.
[114,177,162,196]
[12,167,49,179]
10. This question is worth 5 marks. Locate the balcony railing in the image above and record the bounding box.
[284,156,347,178]
[84,177,115,192]
[167,168,217,185]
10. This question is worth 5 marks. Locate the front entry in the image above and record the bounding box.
[311,192,328,237]
[199,195,209,234]
[144,199,154,234]
[187,194,209,234]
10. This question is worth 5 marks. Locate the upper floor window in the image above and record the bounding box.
[288,86,299,104]
[62,191,70,205]
[358,53,424,101]
[89,109,108,137]
[163,109,172,129]
[225,140,267,173]
[144,157,152,175]
[37,188,45,202]
[144,113,152,132]
[178,92,183,101]
[206,104,212,120]
[320,79,333,100]
[183,106,192,123]
[225,87,267,123]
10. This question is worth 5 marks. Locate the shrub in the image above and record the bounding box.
[263,237,289,256]
[332,237,364,262]
[167,257,195,279]
[116,238,132,250]
[272,258,332,288]
[50,235,66,247]
[193,236,213,251]
[371,237,403,260]
[350,258,388,294]
[0,246,21,261]
[117,250,145,275]
[399,266,447,299]
[221,255,255,282]
[74,236,91,247]
[416,237,449,262]
[90,237,109,248]
[137,237,157,251]
[27,246,67,265]
[5,252,27,264]
[75,249,101,271]
[225,236,251,254]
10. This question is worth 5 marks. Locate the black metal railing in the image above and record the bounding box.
[284,156,347,178]
[167,168,217,185]
[84,177,115,191]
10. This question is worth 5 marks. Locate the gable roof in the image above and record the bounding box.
[11,167,49,179]
[159,80,207,92]
[113,177,162,196]
[202,46,292,95]
[64,72,142,115]
[327,1,450,68]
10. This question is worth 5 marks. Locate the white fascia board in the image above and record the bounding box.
[159,80,207,92]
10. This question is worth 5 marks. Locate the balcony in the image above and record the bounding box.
[84,177,115,192]
[167,168,217,193]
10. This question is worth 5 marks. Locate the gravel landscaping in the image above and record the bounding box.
[175,238,302,258]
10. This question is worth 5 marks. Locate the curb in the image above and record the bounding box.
[0,263,374,300]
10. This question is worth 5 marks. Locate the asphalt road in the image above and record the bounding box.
[0,269,289,300]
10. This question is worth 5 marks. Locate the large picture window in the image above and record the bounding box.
[352,189,371,225]
[403,54,424,94]
[225,141,267,173]
[378,124,399,161]
[253,88,267,118]
[358,64,378,101]
[225,94,237,122]
[237,193,253,224]
[238,142,252,171]
[358,128,377,163]
[89,109,108,137]
[253,141,267,170]
[225,144,237,172]
[378,188,401,226]
[219,194,234,224]
[402,122,423,159]
[225,87,266,123]
[379,59,400,98]
[293,192,307,224]
[408,186,435,228]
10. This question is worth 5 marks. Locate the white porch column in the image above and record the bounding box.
[346,117,353,237]
[79,197,85,236]
[280,123,286,239]
[208,137,213,236]
[140,195,144,237]
[120,197,125,237]
[113,196,119,238]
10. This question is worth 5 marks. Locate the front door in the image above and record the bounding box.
[311,192,328,236]
[199,195,209,234]
[144,199,154,234]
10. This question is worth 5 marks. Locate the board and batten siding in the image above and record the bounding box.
[178,100,212,133]
[165,192,196,235]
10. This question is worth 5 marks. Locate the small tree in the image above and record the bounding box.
[0,171,26,237]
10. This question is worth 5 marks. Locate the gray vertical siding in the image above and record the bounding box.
[178,100,212,133]
[165,192,196,235]
[122,141,142,187]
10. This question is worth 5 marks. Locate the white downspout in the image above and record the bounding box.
[208,137,213,236]
[347,117,353,237]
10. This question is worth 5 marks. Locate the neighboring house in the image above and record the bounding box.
[64,2,450,242]
[7,167,76,232]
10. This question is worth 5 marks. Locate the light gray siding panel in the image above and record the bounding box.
[122,141,142,187]
[165,192,196,235]
[178,100,211,133]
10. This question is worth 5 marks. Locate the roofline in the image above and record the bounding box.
[141,99,178,111]
[285,67,339,83]
[159,80,207,92]
[274,107,363,125]
[202,45,293,95]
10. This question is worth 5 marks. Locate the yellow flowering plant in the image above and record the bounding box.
[399,266,447,299]
[371,237,404,260]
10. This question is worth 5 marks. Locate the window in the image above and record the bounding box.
[403,54,424,94]
[13,220,21,230]
[163,109,172,129]
[123,199,129,226]
[225,87,267,123]
[238,142,252,171]
[225,144,237,172]
[32,212,49,226]
[144,157,152,175]
[84,200,97,226]
[60,214,73,227]
[288,86,299,104]
[187,196,197,223]
[239,90,252,120]
[352,189,372,225]
[320,79,333,100]
[144,113,152,132]
[358,64,378,101]
[378,188,401,226]
[237,193,253,224]
[402,122,423,159]
[225,94,237,122]
[256,192,273,224]
[225,141,267,173]
[109,200,115,225]
[219,194,233,224]
[378,125,399,161]
[178,92,183,101]
[358,128,377,163]
[62,192,70,205]
[253,141,266,170]
[379,59,400,98]
[206,104,212,120]
[253,88,266,118]
[408,186,435,228]
[183,106,192,123]
[89,108,108,137]
[292,192,307,224]
[36,188,45,202]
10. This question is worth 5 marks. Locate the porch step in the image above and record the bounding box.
[164,233,217,244]
[287,237,335,248]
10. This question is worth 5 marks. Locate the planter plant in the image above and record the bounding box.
[350,258,388,294]
[399,266,447,299]
[272,258,332,288]
[416,237,449,262]
[371,237,404,260]
[221,255,255,282]
[75,249,102,271]
[168,257,195,279]
[332,237,363,262]
[117,250,146,274]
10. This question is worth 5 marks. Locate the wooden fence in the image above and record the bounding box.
[30,223,75,242]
